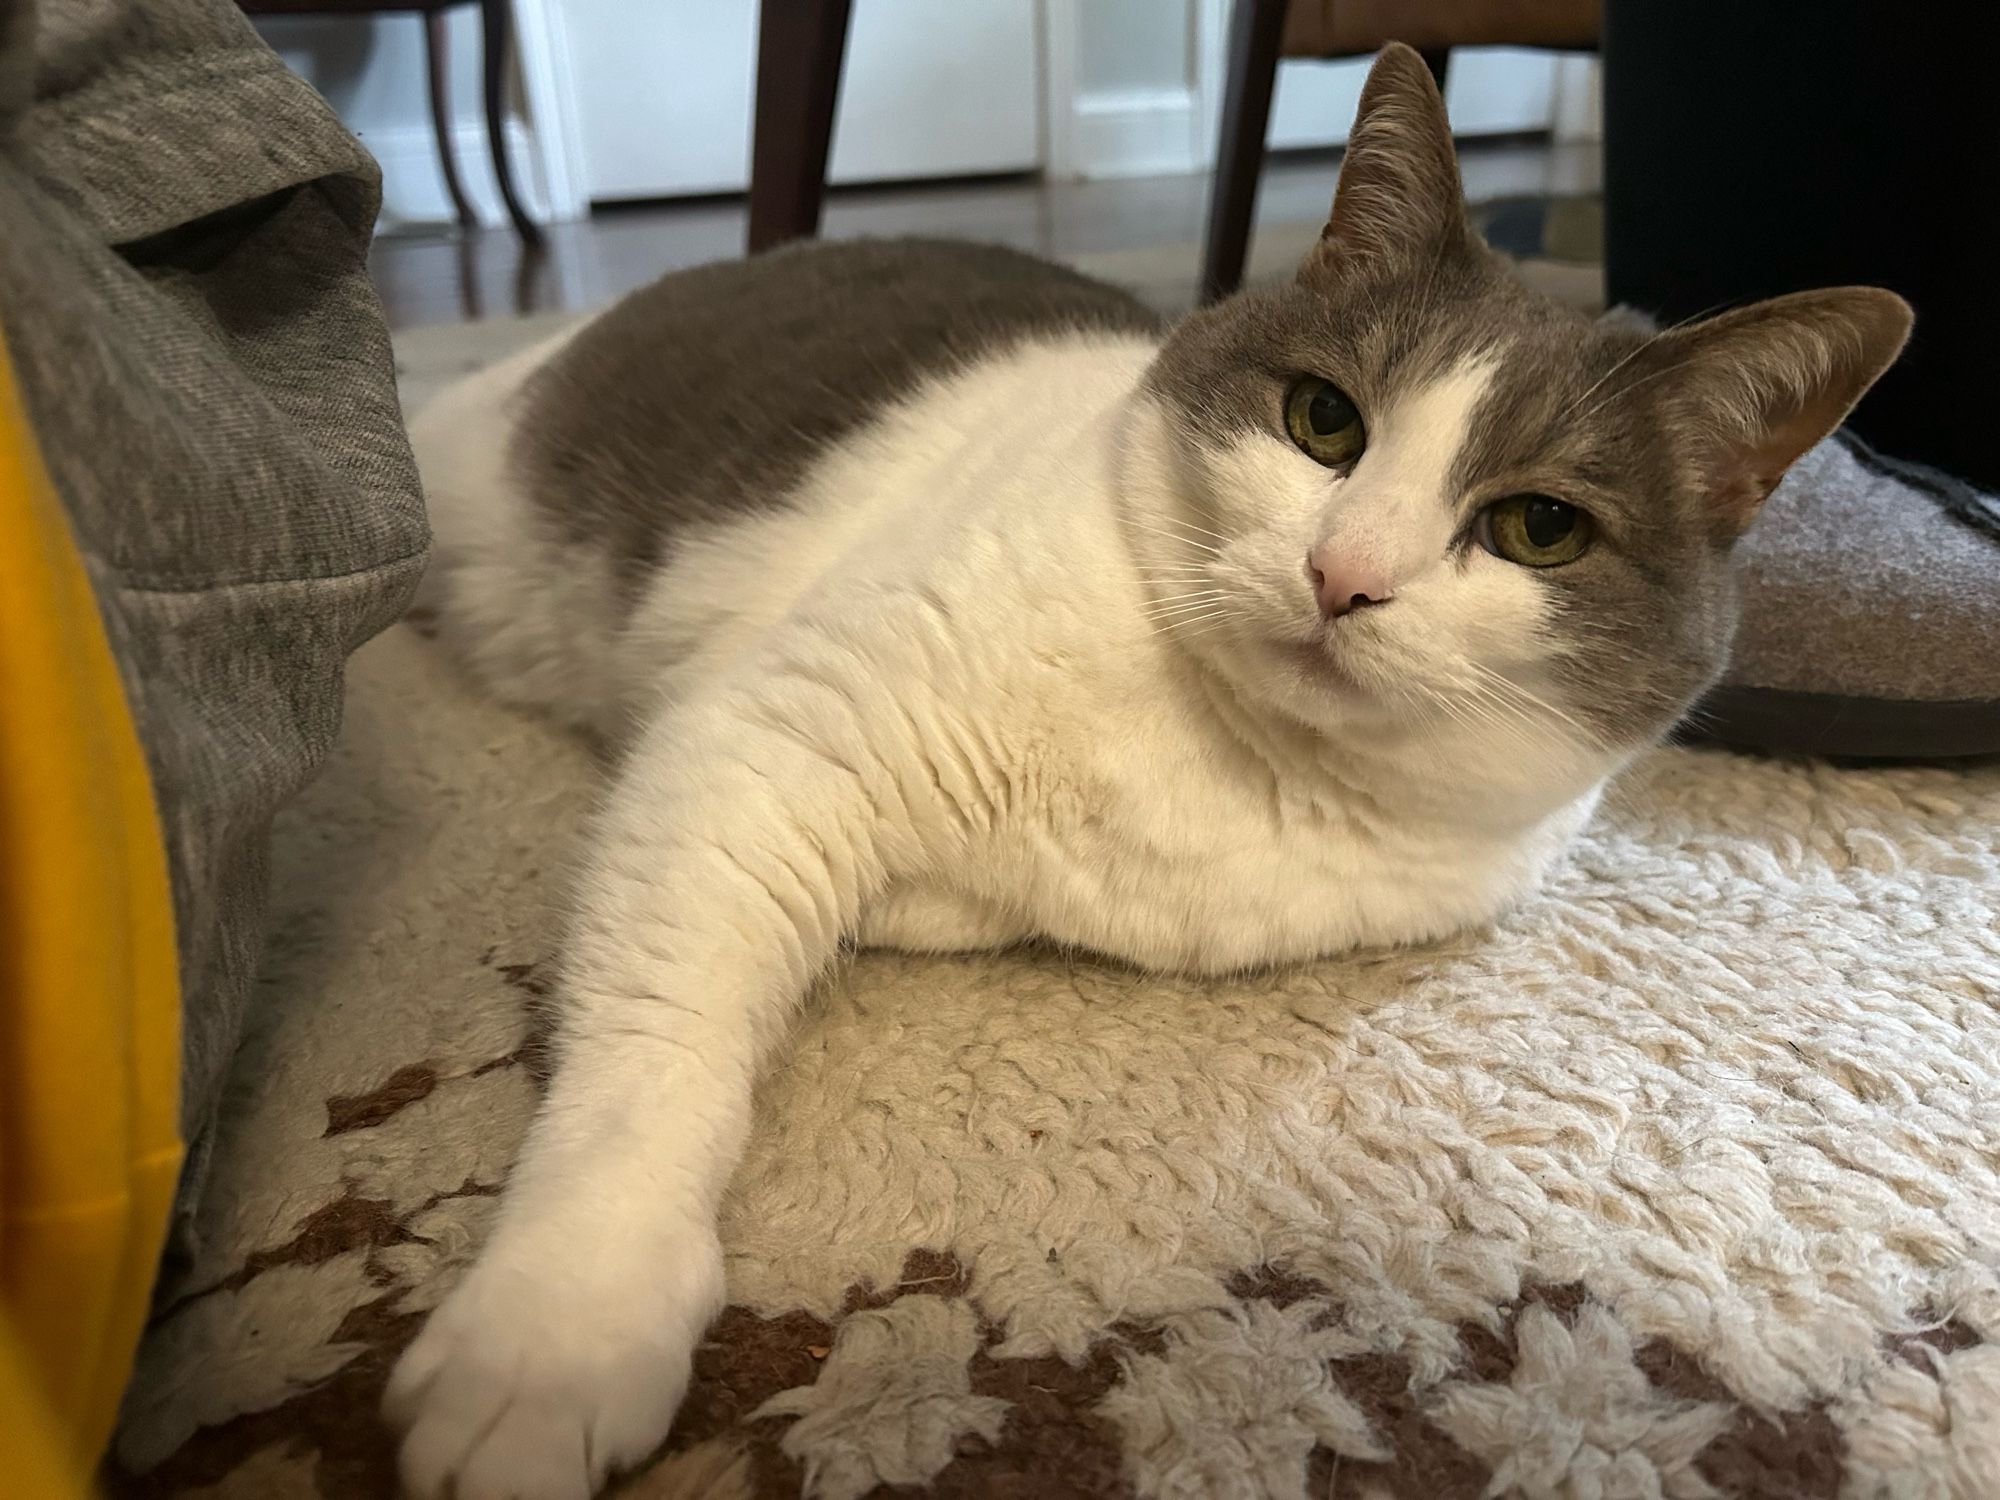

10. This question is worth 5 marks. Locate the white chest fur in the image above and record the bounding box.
[597,335,1602,976]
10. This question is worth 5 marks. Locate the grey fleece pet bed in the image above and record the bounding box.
[1696,431,2000,760]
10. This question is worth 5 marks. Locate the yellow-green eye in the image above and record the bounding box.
[1477,495,1593,567]
[1283,377,1366,469]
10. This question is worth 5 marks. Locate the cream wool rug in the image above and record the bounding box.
[109,237,2000,1500]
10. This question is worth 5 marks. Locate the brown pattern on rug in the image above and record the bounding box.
[1215,1274,1859,1500]
[1887,1313,1986,1364]
[109,1179,501,1500]
[108,1293,418,1499]
[1635,1338,1843,1500]
[324,1065,438,1136]
[114,1254,1903,1500]
[640,1250,1161,1500]
[480,952,560,1087]
[127,1202,1879,1500]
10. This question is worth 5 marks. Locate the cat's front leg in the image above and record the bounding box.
[856,881,1030,953]
[385,680,929,1500]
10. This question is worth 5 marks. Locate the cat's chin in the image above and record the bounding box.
[1267,616,1406,693]
[1203,631,1409,738]
[1272,636,1366,691]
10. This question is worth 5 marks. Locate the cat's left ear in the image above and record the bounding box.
[1299,42,1473,284]
[1646,287,1913,536]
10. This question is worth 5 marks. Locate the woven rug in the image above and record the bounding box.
[107,234,2000,1500]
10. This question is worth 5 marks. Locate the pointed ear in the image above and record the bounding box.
[1300,43,1470,282]
[1647,287,1913,536]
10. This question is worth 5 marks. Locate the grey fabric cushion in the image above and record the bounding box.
[0,0,427,1226]
[1694,436,2000,760]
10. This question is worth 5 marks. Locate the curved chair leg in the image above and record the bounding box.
[1199,0,1288,304]
[425,11,477,229]
[479,0,543,245]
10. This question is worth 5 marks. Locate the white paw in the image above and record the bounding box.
[384,1225,725,1500]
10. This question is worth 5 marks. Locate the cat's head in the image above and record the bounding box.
[1137,43,1909,785]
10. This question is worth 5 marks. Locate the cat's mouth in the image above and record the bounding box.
[1276,630,1367,690]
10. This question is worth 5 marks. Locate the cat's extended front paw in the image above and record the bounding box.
[384,1226,724,1500]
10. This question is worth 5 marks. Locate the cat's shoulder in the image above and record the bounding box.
[527,237,1159,429]
[509,238,1161,581]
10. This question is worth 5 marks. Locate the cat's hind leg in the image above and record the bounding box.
[410,335,627,737]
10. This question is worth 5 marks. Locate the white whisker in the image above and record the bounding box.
[1552,296,1738,429]
[1153,514,1230,543]
[1127,522,1220,556]
[1570,360,1695,429]
[1464,663,1600,748]
[1156,610,1237,641]
[1142,603,1231,623]
[1144,589,1230,609]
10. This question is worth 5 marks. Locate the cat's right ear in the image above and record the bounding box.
[1643,287,1913,537]
[1299,42,1472,284]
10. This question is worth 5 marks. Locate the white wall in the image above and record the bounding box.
[1044,0,1207,181]
[566,0,1039,203]
[1075,0,1191,94]
[1045,0,1597,182]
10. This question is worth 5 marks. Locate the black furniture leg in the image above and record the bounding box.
[1199,0,1288,304]
[479,0,543,245]
[425,10,477,229]
[747,0,853,254]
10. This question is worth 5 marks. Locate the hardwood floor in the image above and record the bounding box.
[369,139,1598,329]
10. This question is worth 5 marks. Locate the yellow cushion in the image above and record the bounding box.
[0,323,182,1492]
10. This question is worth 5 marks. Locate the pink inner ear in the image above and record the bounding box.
[1666,287,1913,538]
[1708,389,1854,535]
[1707,451,1787,535]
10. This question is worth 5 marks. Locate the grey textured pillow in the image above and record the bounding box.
[0,0,426,1226]
[1693,434,2000,760]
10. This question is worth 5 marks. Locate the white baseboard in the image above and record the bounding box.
[358,118,570,232]
[1063,87,1205,181]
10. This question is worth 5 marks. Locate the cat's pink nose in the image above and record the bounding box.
[1306,547,1393,620]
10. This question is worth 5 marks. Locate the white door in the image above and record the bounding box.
[565,0,1042,203]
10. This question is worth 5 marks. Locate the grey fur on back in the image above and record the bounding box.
[512,238,1159,590]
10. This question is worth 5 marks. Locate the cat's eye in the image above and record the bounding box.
[1283,377,1366,469]
[1477,495,1593,568]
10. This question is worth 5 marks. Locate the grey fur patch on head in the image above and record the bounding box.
[1146,42,1910,748]
[511,238,1159,595]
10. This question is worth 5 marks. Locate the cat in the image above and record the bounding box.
[384,44,1908,1500]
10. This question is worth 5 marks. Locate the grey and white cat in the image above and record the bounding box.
[386,46,1909,1500]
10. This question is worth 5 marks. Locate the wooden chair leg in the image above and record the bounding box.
[1200,0,1288,304]
[425,11,477,229]
[479,0,543,245]
[455,234,484,320]
[747,0,853,255]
